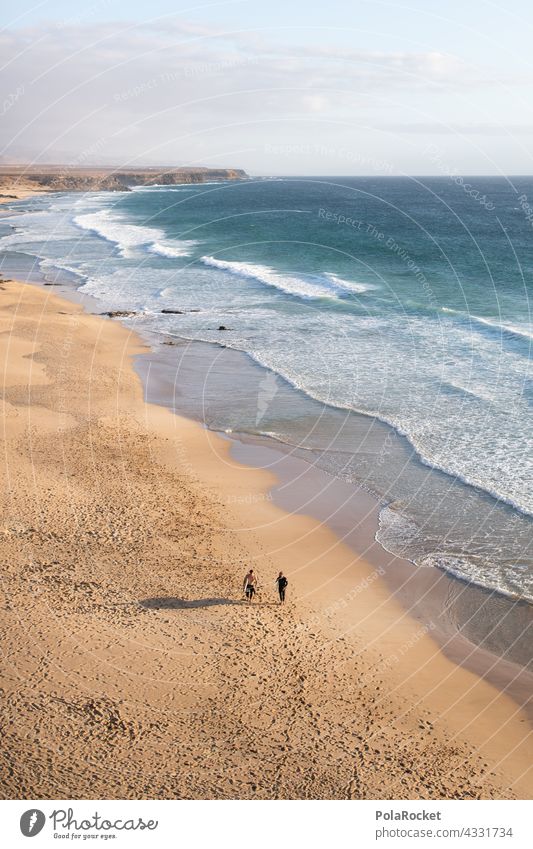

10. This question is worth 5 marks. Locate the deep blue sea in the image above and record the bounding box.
[1,176,532,602]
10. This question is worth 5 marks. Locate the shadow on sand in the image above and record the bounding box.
[139,597,244,610]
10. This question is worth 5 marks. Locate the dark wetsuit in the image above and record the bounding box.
[276,576,288,602]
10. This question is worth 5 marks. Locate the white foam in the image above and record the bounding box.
[0,225,67,247]
[323,272,374,294]
[200,256,336,299]
[149,240,197,258]
[442,307,533,344]
[439,379,497,404]
[130,181,222,191]
[419,553,533,603]
[74,210,163,258]
[375,504,420,555]
[470,315,533,343]
[243,335,533,518]
[376,506,533,602]
[39,256,87,282]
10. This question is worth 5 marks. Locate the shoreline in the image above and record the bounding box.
[0,166,247,200]
[230,434,533,710]
[2,184,532,693]
[135,336,533,704]
[2,184,531,604]
[0,277,532,799]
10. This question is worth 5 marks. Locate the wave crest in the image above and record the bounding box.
[74,210,197,259]
[200,256,373,300]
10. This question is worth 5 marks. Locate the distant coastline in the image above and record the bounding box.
[0,165,248,202]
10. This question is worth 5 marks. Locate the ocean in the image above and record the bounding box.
[1,176,532,603]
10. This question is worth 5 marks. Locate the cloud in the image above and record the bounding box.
[0,18,521,167]
[376,123,533,136]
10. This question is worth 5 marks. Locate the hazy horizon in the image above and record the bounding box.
[2,0,533,176]
[4,166,533,179]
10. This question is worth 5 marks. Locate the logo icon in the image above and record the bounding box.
[20,810,46,837]
[256,371,279,425]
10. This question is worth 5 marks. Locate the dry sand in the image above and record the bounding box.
[0,279,531,799]
[0,174,51,204]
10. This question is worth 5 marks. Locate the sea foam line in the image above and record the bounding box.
[376,506,533,603]
[323,271,374,294]
[74,210,197,258]
[200,256,373,300]
[74,210,162,257]
[236,347,533,519]
[200,255,335,299]
[149,240,198,258]
[442,307,533,344]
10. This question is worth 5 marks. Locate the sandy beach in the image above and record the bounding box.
[0,276,531,800]
[0,177,49,204]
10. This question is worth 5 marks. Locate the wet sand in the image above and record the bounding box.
[138,338,533,720]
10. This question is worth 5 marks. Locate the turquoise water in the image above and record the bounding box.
[1,176,532,601]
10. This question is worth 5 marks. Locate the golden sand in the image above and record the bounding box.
[0,279,531,799]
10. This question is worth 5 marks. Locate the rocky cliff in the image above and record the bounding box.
[0,166,248,194]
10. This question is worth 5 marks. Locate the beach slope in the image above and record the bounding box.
[0,280,530,799]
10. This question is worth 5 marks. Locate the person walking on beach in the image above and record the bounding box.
[243,569,257,603]
[275,571,288,605]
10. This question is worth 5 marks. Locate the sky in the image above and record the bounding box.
[1,0,533,175]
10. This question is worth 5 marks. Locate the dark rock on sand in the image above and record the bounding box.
[101,310,137,318]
